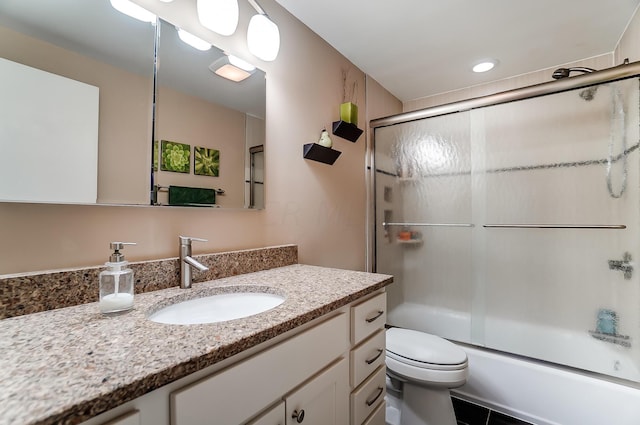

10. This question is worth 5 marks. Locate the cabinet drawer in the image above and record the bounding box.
[350,329,385,389]
[171,313,349,425]
[362,401,385,425]
[351,293,386,345]
[350,366,386,425]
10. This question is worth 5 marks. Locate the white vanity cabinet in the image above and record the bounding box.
[284,357,349,425]
[244,358,349,425]
[102,411,140,425]
[246,402,285,425]
[349,293,387,425]
[81,291,387,425]
[171,312,349,425]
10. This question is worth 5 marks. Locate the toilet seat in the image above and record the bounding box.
[386,328,468,387]
[386,328,467,366]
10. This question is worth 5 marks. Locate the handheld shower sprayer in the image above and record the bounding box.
[551,66,597,80]
[551,66,599,101]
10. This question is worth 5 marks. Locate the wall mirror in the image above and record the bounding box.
[0,0,266,209]
[153,19,266,209]
[0,0,155,205]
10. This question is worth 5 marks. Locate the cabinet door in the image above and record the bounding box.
[247,402,285,425]
[103,411,140,425]
[172,313,348,425]
[285,358,349,425]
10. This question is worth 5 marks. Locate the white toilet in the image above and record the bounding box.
[385,327,468,425]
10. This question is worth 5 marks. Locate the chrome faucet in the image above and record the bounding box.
[179,236,209,288]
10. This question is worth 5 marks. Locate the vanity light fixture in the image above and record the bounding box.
[109,0,156,23]
[472,59,498,73]
[246,0,280,61]
[177,28,212,51]
[197,0,239,36]
[209,54,256,82]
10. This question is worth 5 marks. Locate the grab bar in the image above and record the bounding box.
[483,224,626,229]
[383,222,475,228]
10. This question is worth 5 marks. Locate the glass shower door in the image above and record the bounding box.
[373,76,640,382]
[374,111,475,344]
[478,78,640,381]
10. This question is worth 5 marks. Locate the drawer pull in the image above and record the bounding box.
[365,349,384,365]
[292,409,305,423]
[365,310,384,323]
[365,387,384,407]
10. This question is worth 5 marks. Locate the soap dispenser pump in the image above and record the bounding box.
[99,242,136,314]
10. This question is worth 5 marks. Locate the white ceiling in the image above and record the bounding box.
[274,0,640,102]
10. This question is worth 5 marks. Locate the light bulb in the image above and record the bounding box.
[177,29,212,51]
[110,0,156,23]
[247,14,280,61]
[197,0,239,36]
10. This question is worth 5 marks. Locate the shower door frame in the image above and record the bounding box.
[366,59,640,272]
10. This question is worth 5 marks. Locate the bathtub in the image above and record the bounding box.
[452,344,640,425]
[388,304,640,424]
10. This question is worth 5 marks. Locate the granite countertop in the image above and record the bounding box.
[0,264,393,425]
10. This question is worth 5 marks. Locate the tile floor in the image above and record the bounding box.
[452,397,535,425]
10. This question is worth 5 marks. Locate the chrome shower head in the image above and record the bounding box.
[551,66,597,80]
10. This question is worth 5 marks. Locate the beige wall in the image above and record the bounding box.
[0,0,375,274]
[0,26,153,205]
[2,2,638,276]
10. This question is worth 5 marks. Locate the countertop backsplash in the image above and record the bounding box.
[0,244,298,319]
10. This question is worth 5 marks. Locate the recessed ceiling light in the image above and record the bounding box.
[473,60,497,73]
[209,55,257,82]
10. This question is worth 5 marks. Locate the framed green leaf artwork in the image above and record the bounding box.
[160,140,190,173]
[194,146,220,177]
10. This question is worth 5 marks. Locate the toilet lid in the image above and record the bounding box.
[386,327,467,366]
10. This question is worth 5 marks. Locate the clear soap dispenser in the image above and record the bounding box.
[99,242,136,314]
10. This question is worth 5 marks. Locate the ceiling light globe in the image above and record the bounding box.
[247,14,280,61]
[197,0,239,36]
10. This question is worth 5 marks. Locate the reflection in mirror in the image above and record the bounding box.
[153,19,266,209]
[248,145,265,209]
[0,0,155,205]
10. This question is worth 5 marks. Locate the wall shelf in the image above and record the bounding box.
[396,239,423,245]
[332,120,363,143]
[303,143,341,165]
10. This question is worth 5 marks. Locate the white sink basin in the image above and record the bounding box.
[149,291,285,325]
